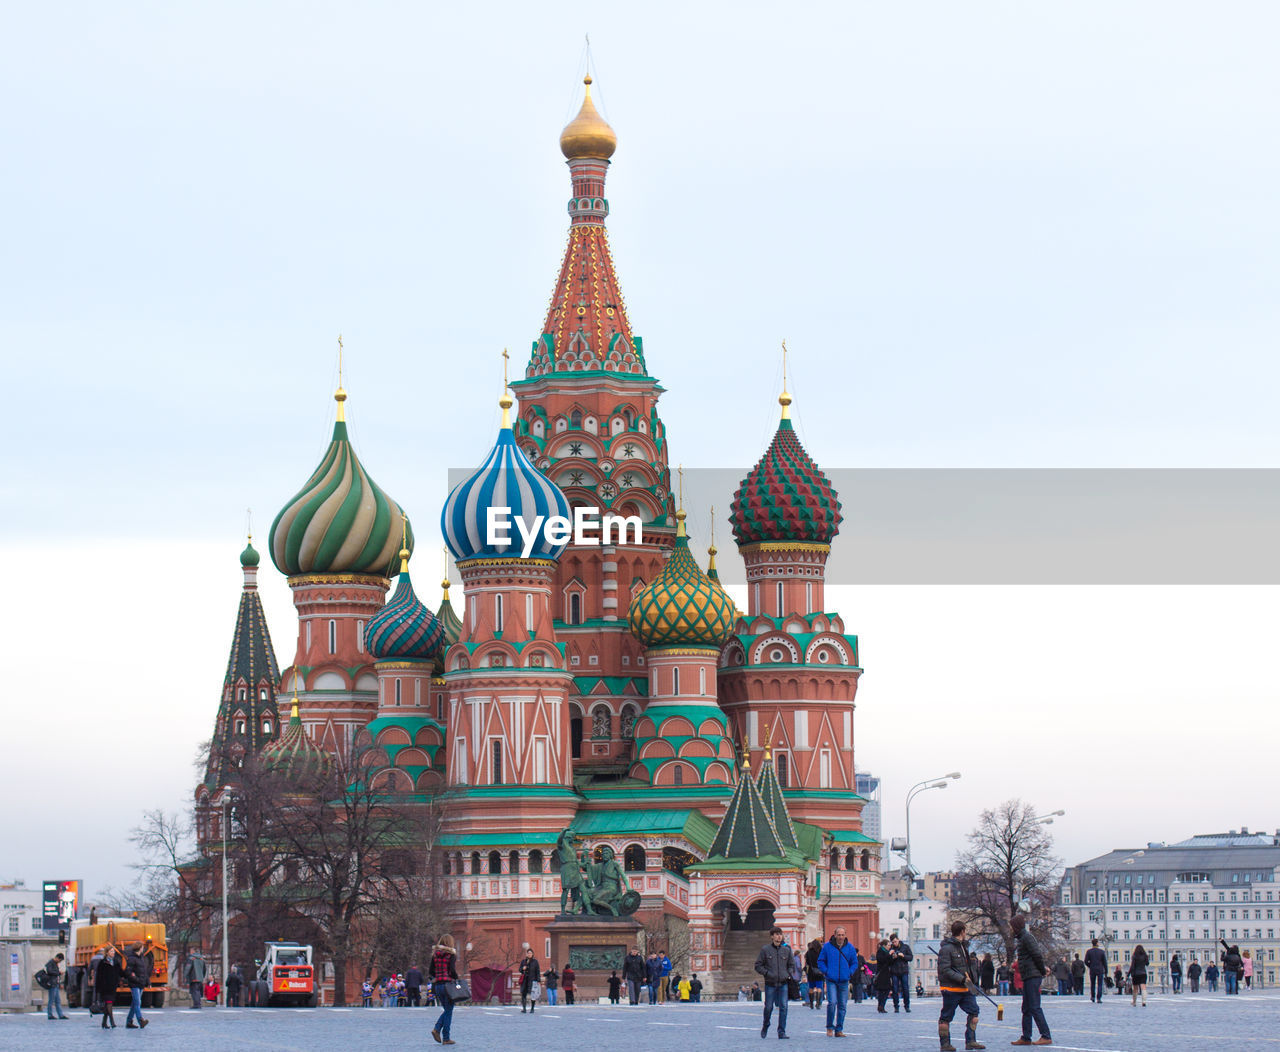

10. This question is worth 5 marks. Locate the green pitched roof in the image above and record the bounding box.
[706,764,785,861]
[755,755,799,851]
[571,808,719,853]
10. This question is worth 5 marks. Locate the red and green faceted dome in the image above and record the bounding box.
[730,418,841,547]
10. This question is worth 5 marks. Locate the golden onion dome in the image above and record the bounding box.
[560,75,617,161]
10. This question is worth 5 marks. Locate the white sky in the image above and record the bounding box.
[2,2,1278,899]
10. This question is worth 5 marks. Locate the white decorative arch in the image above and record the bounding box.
[752,636,801,664]
[804,635,851,665]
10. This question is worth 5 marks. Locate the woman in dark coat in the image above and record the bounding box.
[519,949,541,1013]
[95,947,121,1029]
[979,953,995,993]
[805,939,824,1009]
[874,939,893,1013]
[1129,944,1149,1006]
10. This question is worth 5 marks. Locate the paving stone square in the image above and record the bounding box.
[3,991,1277,1050]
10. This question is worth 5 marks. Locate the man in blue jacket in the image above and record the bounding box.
[817,926,859,1037]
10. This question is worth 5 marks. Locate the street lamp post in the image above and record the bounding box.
[898,773,961,944]
[221,794,230,1007]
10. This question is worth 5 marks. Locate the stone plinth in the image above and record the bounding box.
[546,913,642,1001]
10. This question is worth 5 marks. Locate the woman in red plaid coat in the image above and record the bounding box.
[431,935,459,1045]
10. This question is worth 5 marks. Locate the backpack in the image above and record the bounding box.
[35,966,54,990]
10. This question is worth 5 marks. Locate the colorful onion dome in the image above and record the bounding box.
[729,392,841,547]
[269,387,411,577]
[240,536,260,567]
[364,548,445,663]
[560,75,617,161]
[629,511,736,649]
[261,699,332,783]
[436,574,462,646]
[441,392,571,562]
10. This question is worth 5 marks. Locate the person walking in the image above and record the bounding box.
[607,970,621,1004]
[124,943,150,1030]
[1112,964,1125,996]
[646,952,662,1005]
[562,963,576,1005]
[1051,957,1071,997]
[817,925,859,1037]
[690,974,702,1003]
[184,951,207,1009]
[1243,951,1253,991]
[1187,957,1201,993]
[1205,961,1219,992]
[754,925,794,1040]
[519,948,541,1013]
[43,952,69,1021]
[405,963,423,1007]
[1128,945,1149,1007]
[203,976,221,1006]
[226,964,243,1006]
[889,934,915,1012]
[1070,955,1085,996]
[543,965,559,1006]
[430,934,458,1045]
[659,952,673,1003]
[804,939,824,1009]
[936,920,986,1052]
[996,961,1012,997]
[874,939,893,1012]
[1220,942,1242,995]
[623,948,646,1005]
[979,954,995,995]
[1084,939,1108,1003]
[1009,913,1052,1045]
[95,947,121,1029]
[791,946,808,1005]
[1169,953,1182,994]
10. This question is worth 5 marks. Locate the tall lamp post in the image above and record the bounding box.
[894,773,961,943]
[221,794,230,1007]
[1013,812,1065,913]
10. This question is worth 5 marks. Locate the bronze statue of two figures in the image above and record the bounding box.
[556,828,642,917]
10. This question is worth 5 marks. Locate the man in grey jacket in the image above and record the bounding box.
[183,952,208,1009]
[754,926,794,1039]
[1010,913,1052,1046]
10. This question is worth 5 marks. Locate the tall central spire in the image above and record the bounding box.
[527,75,648,378]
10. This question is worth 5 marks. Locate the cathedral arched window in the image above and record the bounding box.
[262,719,272,736]
[328,619,337,654]
[845,848,857,871]
[509,850,520,874]
[673,764,684,786]
[861,849,871,871]
[570,409,582,428]
[620,705,637,740]
[624,845,646,872]
[488,851,502,875]
[570,710,583,759]
[776,752,788,787]
[568,592,582,625]
[528,850,545,874]
[470,851,482,875]
[491,740,503,785]
[672,667,680,696]
[235,719,245,736]
[591,705,611,740]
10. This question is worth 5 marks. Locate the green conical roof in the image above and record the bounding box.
[706,757,785,860]
[755,747,799,851]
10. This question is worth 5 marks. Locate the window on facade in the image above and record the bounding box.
[509,850,520,874]
[395,679,402,706]
[262,719,272,735]
[672,667,680,695]
[529,850,544,874]
[235,719,245,735]
[776,582,784,613]
[845,848,856,870]
[620,705,637,740]
[592,705,611,739]
[624,844,646,872]
[470,851,481,875]
[494,594,503,632]
[259,688,268,701]
[861,849,871,871]
[328,619,337,654]
[776,752,788,787]
[490,740,504,784]
[488,851,502,875]
[570,714,583,759]
[819,749,832,788]
[673,764,684,786]
[526,593,533,628]
[699,666,706,695]
[569,592,582,625]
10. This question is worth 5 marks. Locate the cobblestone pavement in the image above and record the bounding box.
[3,991,1278,1050]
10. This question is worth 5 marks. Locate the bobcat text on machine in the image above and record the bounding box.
[254,942,318,1006]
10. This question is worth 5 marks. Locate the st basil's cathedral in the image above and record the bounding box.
[196,74,880,994]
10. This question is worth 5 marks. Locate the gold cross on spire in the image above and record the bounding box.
[502,347,509,391]
[499,348,514,427]
[677,463,684,507]
[245,506,253,541]
[779,339,792,421]
[398,512,410,574]
[335,333,348,421]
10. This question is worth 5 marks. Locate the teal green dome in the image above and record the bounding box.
[240,538,260,567]
[269,389,411,577]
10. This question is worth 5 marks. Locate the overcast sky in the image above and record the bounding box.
[3,2,1278,901]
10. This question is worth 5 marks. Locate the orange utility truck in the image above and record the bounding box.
[67,918,169,1007]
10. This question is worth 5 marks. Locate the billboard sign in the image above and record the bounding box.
[42,880,81,931]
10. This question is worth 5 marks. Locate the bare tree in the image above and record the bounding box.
[126,809,210,969]
[951,799,1068,961]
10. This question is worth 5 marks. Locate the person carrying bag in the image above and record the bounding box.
[431,935,467,1045]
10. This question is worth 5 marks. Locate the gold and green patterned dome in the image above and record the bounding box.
[629,512,736,649]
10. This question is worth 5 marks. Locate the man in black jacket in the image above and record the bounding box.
[1083,939,1108,1003]
[1010,914,1051,1046]
[753,926,794,1039]
[622,948,646,1005]
[889,935,914,1012]
[936,921,984,1052]
[123,944,150,1030]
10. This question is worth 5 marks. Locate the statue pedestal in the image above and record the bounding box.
[546,914,643,1002]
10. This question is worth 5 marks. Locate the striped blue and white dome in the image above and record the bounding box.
[441,416,571,562]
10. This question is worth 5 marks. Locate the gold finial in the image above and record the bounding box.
[399,513,410,574]
[741,733,751,772]
[560,70,617,160]
[335,334,348,422]
[245,506,253,542]
[675,464,687,537]
[499,348,514,428]
[779,339,792,420]
[441,545,452,599]
[707,505,719,571]
[290,672,301,721]
[763,724,773,762]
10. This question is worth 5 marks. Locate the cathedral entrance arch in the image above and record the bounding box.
[713,899,744,931]
[744,898,776,931]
